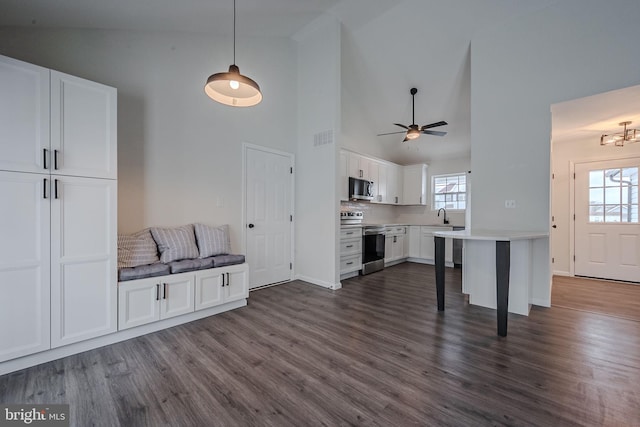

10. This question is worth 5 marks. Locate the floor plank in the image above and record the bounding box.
[1,263,639,426]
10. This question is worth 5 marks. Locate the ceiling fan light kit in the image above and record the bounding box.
[204,0,262,107]
[377,88,447,142]
[600,121,638,146]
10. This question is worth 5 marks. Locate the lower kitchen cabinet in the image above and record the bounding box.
[118,272,194,331]
[384,226,407,265]
[340,227,362,278]
[195,264,248,310]
[411,226,453,265]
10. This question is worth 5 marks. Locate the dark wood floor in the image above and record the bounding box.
[2,263,640,426]
[552,275,640,322]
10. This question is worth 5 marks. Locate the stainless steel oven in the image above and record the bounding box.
[362,226,385,275]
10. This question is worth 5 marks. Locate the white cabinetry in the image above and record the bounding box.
[50,71,117,179]
[348,152,374,180]
[403,164,428,205]
[0,54,117,362]
[195,264,249,310]
[50,177,117,347]
[340,227,362,278]
[0,172,50,362]
[387,164,402,205]
[118,273,195,331]
[408,226,453,266]
[119,264,249,331]
[384,226,407,265]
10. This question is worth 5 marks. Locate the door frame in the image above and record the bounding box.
[242,143,295,287]
[569,155,639,278]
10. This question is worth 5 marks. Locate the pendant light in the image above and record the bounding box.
[204,0,262,107]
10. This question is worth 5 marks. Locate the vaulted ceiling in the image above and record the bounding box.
[8,0,607,165]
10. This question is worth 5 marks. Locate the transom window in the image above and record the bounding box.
[588,167,638,223]
[432,173,466,210]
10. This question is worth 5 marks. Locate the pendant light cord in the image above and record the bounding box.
[233,0,236,65]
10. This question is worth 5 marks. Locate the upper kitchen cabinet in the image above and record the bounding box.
[403,164,427,205]
[387,163,403,205]
[0,55,50,174]
[50,71,117,179]
[348,152,375,181]
[0,55,117,179]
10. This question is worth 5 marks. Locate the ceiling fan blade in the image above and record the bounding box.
[420,121,448,131]
[422,130,447,137]
[394,123,409,130]
[377,131,408,136]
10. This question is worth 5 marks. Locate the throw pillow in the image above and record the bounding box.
[117,229,160,269]
[150,225,200,263]
[193,223,232,258]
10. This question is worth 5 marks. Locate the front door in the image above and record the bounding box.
[574,158,639,282]
[245,145,293,288]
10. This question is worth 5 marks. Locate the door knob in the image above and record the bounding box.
[552,225,557,229]
[248,223,255,228]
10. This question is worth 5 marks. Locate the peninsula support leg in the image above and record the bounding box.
[435,236,446,311]
[495,241,510,337]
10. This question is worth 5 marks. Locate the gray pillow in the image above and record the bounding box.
[117,229,160,269]
[151,225,199,263]
[193,223,231,258]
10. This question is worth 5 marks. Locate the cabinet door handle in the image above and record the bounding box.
[395,196,398,204]
[54,179,59,199]
[163,283,167,299]
[221,273,225,287]
[156,284,160,301]
[346,245,353,248]
[346,261,354,265]
[54,150,59,170]
[346,232,353,235]
[43,148,48,170]
[393,236,397,243]
[226,273,230,287]
[43,178,48,199]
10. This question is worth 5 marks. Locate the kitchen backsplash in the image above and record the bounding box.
[341,201,465,227]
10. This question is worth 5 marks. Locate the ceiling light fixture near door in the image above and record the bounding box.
[600,121,638,146]
[204,0,262,107]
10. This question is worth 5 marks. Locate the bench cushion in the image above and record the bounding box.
[212,254,245,267]
[119,263,170,282]
[169,257,215,274]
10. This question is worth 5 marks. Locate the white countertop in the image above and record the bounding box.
[432,229,548,241]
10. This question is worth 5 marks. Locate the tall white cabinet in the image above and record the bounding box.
[0,54,117,362]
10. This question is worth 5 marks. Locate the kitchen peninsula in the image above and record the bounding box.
[433,229,549,336]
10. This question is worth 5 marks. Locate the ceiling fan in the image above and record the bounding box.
[377,88,448,142]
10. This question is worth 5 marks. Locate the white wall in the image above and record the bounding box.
[0,27,297,253]
[471,0,640,296]
[294,15,341,288]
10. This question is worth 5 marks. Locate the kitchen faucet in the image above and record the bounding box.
[437,208,449,224]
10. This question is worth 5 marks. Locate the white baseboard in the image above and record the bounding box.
[0,299,247,376]
[407,258,454,268]
[295,274,341,290]
[553,270,571,277]
[530,297,551,308]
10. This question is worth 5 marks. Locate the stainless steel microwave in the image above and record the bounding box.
[349,177,374,201]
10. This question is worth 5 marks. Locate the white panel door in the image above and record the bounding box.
[159,274,195,320]
[0,55,50,174]
[50,71,117,179]
[118,278,161,330]
[575,159,639,282]
[0,172,50,362]
[246,146,293,288]
[50,176,117,347]
[195,269,224,310]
